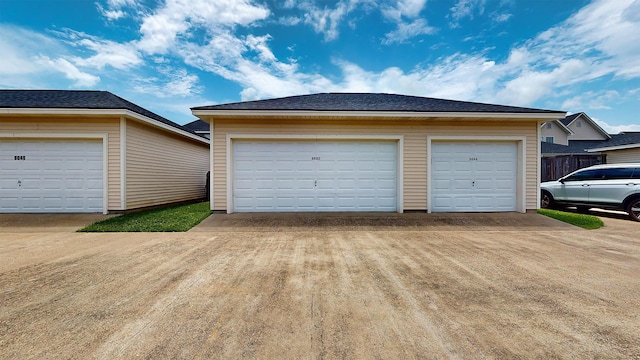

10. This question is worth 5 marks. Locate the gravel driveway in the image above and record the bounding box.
[0,213,638,359]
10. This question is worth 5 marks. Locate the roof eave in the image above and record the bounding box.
[192,109,566,120]
[587,143,640,152]
[1,107,209,144]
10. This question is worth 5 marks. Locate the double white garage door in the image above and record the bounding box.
[231,139,518,213]
[233,140,398,212]
[0,139,103,213]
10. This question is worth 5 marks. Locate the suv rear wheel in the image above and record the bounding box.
[627,198,640,222]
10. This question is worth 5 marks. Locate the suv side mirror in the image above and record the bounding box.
[559,178,565,184]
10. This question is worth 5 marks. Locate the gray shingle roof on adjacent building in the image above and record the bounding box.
[192,93,563,114]
[183,119,209,132]
[0,90,198,136]
[541,140,607,155]
[542,133,640,155]
[588,132,640,150]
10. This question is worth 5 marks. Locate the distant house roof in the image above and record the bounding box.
[183,119,209,132]
[192,93,564,117]
[0,90,206,140]
[542,132,640,155]
[542,140,607,155]
[559,113,582,126]
[557,112,610,139]
[543,119,573,135]
[587,132,640,152]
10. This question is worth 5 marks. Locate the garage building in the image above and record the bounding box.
[192,93,565,213]
[1,90,209,214]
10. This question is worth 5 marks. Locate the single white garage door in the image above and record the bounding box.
[431,142,517,212]
[233,140,397,212]
[0,139,104,213]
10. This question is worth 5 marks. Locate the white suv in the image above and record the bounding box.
[540,163,640,222]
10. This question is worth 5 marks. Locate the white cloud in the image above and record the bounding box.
[136,0,270,54]
[132,67,201,97]
[382,0,427,19]
[0,26,53,76]
[382,18,436,44]
[449,0,486,26]
[62,31,142,70]
[380,0,432,44]
[301,0,361,42]
[493,13,512,23]
[593,118,640,133]
[561,90,621,110]
[36,56,100,87]
[0,25,101,88]
[96,0,139,20]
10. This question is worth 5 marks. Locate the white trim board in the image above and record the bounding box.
[194,109,565,120]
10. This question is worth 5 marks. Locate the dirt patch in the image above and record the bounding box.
[0,219,638,358]
[191,211,576,232]
[0,214,113,233]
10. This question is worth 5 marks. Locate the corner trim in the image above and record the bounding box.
[120,117,127,210]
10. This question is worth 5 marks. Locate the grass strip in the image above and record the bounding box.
[80,201,211,232]
[537,208,604,230]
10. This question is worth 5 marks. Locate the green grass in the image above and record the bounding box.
[537,208,604,230]
[80,202,211,232]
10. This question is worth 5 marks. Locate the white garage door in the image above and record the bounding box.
[0,139,104,213]
[233,140,397,212]
[431,142,517,212]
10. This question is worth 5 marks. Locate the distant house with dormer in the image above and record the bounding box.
[540,112,640,180]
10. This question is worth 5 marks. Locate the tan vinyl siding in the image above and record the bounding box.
[0,116,121,210]
[568,118,609,141]
[212,118,539,211]
[125,119,209,209]
[604,148,640,163]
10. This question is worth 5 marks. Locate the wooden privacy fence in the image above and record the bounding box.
[541,155,606,182]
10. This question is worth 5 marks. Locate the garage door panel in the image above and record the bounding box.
[0,139,104,213]
[432,142,517,212]
[233,140,397,212]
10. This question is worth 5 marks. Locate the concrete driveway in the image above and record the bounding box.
[0,213,638,359]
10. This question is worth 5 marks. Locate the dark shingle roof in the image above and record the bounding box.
[559,112,582,126]
[0,90,198,136]
[183,119,209,132]
[542,133,640,154]
[192,93,563,114]
[542,140,608,155]
[589,132,640,150]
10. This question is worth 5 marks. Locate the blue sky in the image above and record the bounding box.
[1,0,639,132]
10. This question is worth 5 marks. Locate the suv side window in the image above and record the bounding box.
[602,168,635,180]
[633,168,640,180]
[564,169,604,181]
